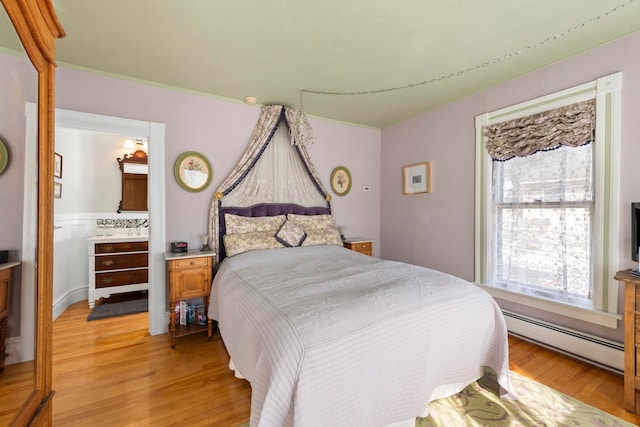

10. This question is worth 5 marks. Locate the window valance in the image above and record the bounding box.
[484,99,595,161]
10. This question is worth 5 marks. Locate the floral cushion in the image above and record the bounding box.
[275,220,307,247]
[223,231,284,257]
[225,214,286,234]
[301,227,343,247]
[287,214,336,230]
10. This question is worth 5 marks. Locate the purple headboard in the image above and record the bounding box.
[218,202,331,262]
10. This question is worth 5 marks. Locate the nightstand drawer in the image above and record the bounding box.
[173,256,211,270]
[343,240,373,256]
[349,242,371,252]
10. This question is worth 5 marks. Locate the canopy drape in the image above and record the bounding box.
[207,105,331,264]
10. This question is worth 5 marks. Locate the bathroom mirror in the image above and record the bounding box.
[117,149,148,212]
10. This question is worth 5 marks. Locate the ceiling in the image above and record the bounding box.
[2,0,640,128]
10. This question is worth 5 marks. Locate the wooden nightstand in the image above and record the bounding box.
[1,262,20,371]
[343,239,374,256]
[616,269,640,413]
[165,251,215,348]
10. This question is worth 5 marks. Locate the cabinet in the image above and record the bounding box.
[166,251,215,348]
[88,237,149,308]
[0,262,19,371]
[616,269,640,413]
[343,239,374,256]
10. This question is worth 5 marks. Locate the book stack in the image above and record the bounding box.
[174,300,205,326]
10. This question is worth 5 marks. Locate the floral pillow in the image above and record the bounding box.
[223,231,284,257]
[275,220,307,247]
[301,227,343,247]
[224,214,286,234]
[286,214,336,230]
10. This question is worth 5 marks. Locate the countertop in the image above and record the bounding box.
[87,234,149,243]
[165,250,215,261]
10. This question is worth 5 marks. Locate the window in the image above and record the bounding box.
[475,73,621,327]
[493,144,593,306]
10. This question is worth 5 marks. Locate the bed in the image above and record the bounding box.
[206,105,513,427]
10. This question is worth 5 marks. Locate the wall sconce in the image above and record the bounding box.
[124,138,148,152]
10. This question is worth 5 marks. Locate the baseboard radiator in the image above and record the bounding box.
[502,310,624,374]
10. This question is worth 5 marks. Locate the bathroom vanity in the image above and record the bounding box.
[87,235,149,308]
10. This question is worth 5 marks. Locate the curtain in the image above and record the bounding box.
[492,141,594,303]
[485,99,595,161]
[207,105,330,263]
[221,122,327,207]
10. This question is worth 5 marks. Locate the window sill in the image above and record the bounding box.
[475,283,621,329]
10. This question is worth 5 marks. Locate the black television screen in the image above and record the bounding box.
[633,203,640,262]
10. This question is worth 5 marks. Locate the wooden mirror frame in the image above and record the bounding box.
[117,149,148,212]
[0,0,64,425]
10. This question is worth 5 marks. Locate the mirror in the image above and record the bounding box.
[117,149,148,212]
[0,3,36,423]
[0,0,64,424]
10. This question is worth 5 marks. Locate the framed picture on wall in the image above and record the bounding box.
[403,162,431,195]
[0,137,8,176]
[174,151,213,192]
[54,152,63,178]
[54,181,62,199]
[330,166,352,197]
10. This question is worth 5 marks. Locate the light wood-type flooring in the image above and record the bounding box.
[5,300,640,426]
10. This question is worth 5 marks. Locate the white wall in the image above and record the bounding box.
[55,128,133,214]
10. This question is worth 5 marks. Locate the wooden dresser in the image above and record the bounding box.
[88,236,149,308]
[616,269,640,413]
[165,251,215,348]
[343,238,374,256]
[0,262,20,371]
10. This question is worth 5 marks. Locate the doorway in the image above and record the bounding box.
[23,105,167,336]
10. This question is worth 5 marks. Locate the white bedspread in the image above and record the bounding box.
[209,245,512,427]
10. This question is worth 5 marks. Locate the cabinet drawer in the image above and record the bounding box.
[95,253,148,271]
[95,269,148,288]
[345,242,372,251]
[344,241,372,256]
[95,241,148,254]
[173,257,211,270]
[636,290,640,311]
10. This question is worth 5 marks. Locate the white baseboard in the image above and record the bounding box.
[53,286,88,321]
[503,310,624,374]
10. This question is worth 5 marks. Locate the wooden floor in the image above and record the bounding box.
[4,300,640,426]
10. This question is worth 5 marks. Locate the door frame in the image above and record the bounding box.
[24,105,168,336]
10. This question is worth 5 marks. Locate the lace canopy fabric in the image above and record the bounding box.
[484,99,595,161]
[207,105,331,263]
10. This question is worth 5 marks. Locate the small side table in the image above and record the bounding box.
[615,268,640,413]
[343,238,374,256]
[0,261,20,370]
[165,251,215,348]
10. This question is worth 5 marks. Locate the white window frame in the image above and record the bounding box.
[474,72,622,328]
